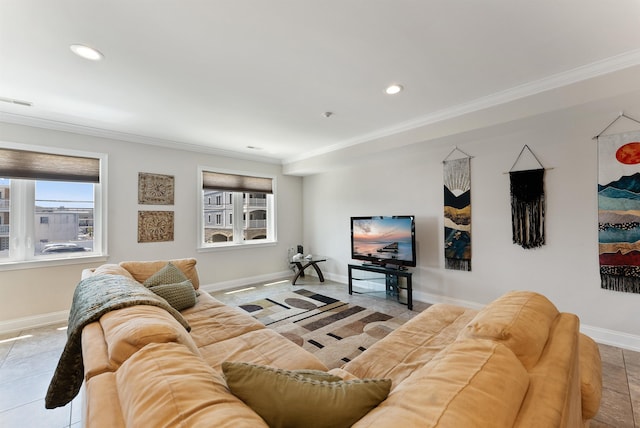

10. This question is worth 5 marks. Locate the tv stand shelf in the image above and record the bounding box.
[348,264,413,310]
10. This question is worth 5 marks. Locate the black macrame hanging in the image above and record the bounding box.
[509,145,546,249]
[510,169,545,249]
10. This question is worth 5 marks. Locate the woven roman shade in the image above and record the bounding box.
[202,171,272,194]
[0,148,100,183]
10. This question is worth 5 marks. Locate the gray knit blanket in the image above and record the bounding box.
[45,274,191,409]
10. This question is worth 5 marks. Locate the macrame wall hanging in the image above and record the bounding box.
[443,148,472,271]
[595,112,640,294]
[509,145,546,249]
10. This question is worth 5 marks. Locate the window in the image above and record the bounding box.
[199,169,275,248]
[0,145,106,264]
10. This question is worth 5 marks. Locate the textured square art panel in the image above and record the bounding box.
[138,211,174,243]
[138,172,175,205]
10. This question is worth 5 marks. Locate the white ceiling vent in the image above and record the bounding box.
[0,96,33,107]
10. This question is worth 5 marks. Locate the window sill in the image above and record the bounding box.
[197,240,277,253]
[0,254,109,272]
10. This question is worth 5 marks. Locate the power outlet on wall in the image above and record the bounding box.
[287,247,296,269]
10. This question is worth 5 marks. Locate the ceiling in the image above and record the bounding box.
[1,1,640,171]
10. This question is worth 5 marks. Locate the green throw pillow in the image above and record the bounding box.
[143,262,189,287]
[149,280,197,311]
[222,362,391,428]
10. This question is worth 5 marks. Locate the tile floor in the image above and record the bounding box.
[0,278,638,427]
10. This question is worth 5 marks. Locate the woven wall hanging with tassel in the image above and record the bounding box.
[594,112,640,294]
[509,145,546,249]
[443,147,473,271]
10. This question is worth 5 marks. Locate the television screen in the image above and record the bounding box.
[350,216,416,268]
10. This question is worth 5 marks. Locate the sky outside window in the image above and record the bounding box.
[35,181,93,208]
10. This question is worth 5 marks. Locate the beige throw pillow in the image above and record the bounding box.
[222,362,391,428]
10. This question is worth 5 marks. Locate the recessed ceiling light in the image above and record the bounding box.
[70,44,104,61]
[385,84,404,95]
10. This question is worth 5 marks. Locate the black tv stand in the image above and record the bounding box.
[348,264,413,310]
[361,263,408,271]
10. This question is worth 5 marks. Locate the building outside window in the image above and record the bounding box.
[200,169,275,248]
[0,146,106,263]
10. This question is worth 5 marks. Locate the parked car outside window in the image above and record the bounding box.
[41,242,89,253]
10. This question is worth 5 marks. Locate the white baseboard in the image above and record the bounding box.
[580,325,640,352]
[200,270,293,294]
[0,271,294,335]
[5,271,640,353]
[327,272,640,352]
[0,310,69,335]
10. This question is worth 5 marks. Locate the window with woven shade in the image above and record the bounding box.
[200,168,275,248]
[0,145,106,265]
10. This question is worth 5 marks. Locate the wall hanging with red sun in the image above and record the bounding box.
[598,129,640,293]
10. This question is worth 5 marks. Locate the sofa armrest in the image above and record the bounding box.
[579,334,602,420]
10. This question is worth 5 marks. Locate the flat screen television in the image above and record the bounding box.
[350,215,416,268]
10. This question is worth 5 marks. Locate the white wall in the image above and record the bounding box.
[302,108,640,349]
[0,122,303,327]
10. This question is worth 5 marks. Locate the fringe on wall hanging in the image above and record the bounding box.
[443,147,472,271]
[509,145,545,249]
[595,112,640,293]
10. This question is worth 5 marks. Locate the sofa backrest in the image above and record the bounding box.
[513,312,584,428]
[120,258,200,289]
[82,259,200,290]
[352,339,530,427]
[457,290,559,369]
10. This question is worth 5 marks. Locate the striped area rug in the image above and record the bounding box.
[267,300,406,369]
[238,289,345,325]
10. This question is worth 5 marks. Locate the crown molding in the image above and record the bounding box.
[0,112,282,165]
[3,48,639,168]
[284,48,640,165]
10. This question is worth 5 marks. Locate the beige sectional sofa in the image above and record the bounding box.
[67,259,601,427]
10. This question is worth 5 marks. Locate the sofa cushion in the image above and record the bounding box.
[222,361,391,428]
[91,264,135,281]
[342,303,478,386]
[148,280,197,311]
[82,322,115,381]
[353,339,530,428]
[143,262,189,287]
[579,334,602,420]
[223,362,343,383]
[99,305,200,367]
[328,367,361,381]
[84,372,126,428]
[180,292,266,348]
[198,328,329,372]
[458,290,559,369]
[116,342,268,427]
[120,258,200,289]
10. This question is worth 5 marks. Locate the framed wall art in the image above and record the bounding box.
[138,172,175,205]
[137,210,174,243]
